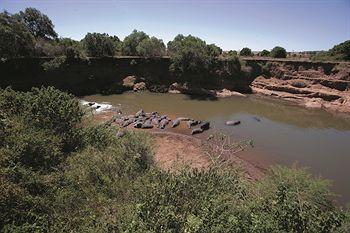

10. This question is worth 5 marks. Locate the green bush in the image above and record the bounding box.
[260,49,270,57]
[82,32,117,57]
[122,30,149,56]
[136,36,166,57]
[0,87,348,232]
[41,56,66,71]
[271,46,287,58]
[239,47,252,56]
[167,34,219,75]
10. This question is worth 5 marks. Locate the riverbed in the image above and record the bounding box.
[83,92,350,205]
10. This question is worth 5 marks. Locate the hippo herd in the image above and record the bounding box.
[114,109,210,135]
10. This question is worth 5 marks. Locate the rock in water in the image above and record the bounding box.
[225,120,241,126]
[200,121,210,130]
[191,128,203,135]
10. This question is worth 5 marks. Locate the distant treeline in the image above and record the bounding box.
[1,7,349,63]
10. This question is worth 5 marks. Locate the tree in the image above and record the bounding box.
[260,49,270,57]
[122,30,149,56]
[271,46,287,58]
[329,40,350,61]
[82,33,116,57]
[227,50,238,56]
[167,34,213,74]
[206,43,222,57]
[0,11,35,57]
[136,36,166,57]
[17,8,57,40]
[239,47,252,56]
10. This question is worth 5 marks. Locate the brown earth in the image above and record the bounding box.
[251,62,350,113]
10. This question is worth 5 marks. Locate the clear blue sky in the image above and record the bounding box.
[1,0,349,51]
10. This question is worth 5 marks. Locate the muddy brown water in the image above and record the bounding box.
[83,92,350,205]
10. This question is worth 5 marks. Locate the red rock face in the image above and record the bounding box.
[251,61,350,113]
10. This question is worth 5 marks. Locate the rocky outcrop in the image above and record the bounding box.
[251,61,350,113]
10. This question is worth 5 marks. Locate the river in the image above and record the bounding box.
[83,92,350,205]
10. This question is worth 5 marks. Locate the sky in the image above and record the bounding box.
[1,0,349,51]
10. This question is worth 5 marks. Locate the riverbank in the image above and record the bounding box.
[90,106,265,180]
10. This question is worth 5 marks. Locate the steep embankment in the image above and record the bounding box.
[246,58,350,113]
[0,57,252,95]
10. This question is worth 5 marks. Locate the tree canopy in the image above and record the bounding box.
[0,11,35,57]
[122,30,149,56]
[239,47,252,56]
[82,33,116,57]
[271,46,287,58]
[17,7,57,40]
[167,34,221,74]
[329,40,350,61]
[260,49,270,57]
[136,36,166,57]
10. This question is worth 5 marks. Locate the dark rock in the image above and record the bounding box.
[88,102,95,106]
[134,121,143,128]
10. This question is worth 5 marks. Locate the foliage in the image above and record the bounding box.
[239,47,252,56]
[136,36,166,57]
[167,34,219,75]
[207,43,222,57]
[17,7,58,40]
[122,30,149,56]
[329,40,350,61]
[41,56,66,71]
[271,46,287,58]
[260,49,270,57]
[82,32,116,57]
[227,50,238,56]
[0,11,35,58]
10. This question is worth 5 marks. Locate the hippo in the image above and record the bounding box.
[225,120,241,126]
[160,115,167,120]
[135,109,145,117]
[122,119,133,127]
[116,130,125,138]
[187,120,200,129]
[134,121,143,128]
[96,105,101,109]
[142,120,154,129]
[191,128,203,135]
[172,118,181,128]
[88,102,95,106]
[200,121,210,130]
[159,119,169,129]
[253,117,261,122]
[152,117,160,125]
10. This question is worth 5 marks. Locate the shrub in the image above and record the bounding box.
[167,34,216,75]
[82,32,116,57]
[239,47,252,56]
[122,30,149,56]
[41,56,66,71]
[271,46,287,58]
[136,36,166,57]
[0,11,35,58]
[328,40,350,61]
[260,49,270,57]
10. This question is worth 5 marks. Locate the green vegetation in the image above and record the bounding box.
[312,40,350,61]
[0,87,349,232]
[82,32,118,57]
[271,46,287,58]
[239,47,253,56]
[260,49,270,57]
